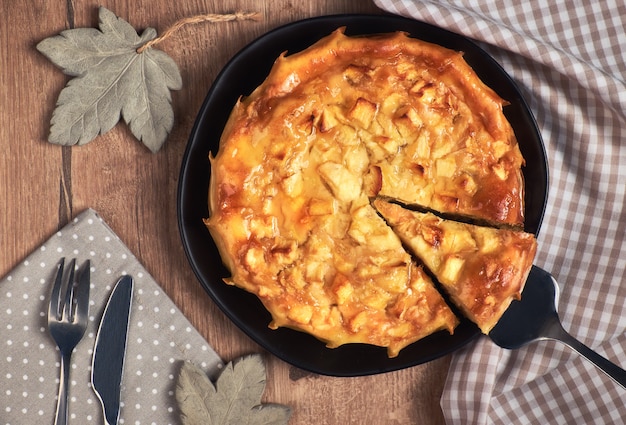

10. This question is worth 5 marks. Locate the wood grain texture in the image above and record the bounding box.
[0,1,451,424]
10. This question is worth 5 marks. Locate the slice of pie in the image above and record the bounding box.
[373,199,537,334]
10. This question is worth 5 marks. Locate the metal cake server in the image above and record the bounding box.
[489,265,626,389]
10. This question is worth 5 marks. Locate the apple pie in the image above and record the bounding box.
[205,28,535,356]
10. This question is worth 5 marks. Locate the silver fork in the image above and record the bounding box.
[47,258,91,425]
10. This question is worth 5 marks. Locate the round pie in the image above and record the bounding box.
[205,28,536,357]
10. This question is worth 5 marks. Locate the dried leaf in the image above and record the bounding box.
[36,6,182,152]
[176,355,292,425]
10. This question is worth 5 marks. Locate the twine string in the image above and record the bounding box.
[137,11,261,53]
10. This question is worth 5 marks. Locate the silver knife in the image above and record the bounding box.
[91,275,134,425]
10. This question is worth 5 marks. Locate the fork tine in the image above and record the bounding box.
[74,260,90,322]
[61,258,76,321]
[48,257,65,321]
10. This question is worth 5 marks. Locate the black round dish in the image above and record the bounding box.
[177,14,549,377]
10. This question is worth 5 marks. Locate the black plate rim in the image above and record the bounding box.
[177,14,549,377]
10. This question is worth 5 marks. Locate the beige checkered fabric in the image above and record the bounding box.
[374,1,625,423]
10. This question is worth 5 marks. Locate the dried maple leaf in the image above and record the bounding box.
[36,6,182,152]
[176,355,291,425]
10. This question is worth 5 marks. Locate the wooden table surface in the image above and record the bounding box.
[1,1,451,423]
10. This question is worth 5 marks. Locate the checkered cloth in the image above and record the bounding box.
[373,1,626,423]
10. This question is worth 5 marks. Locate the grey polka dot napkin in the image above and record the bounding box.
[1,208,223,425]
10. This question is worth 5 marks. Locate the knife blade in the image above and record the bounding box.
[91,275,134,425]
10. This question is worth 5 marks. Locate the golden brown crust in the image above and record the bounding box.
[206,28,533,355]
[373,200,537,334]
